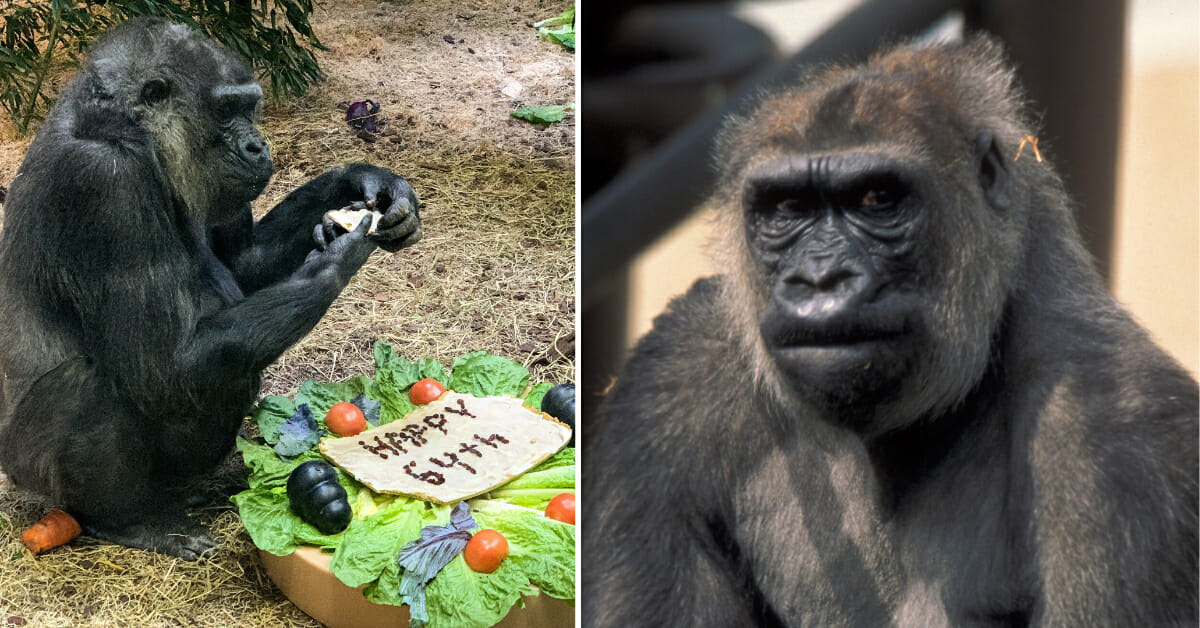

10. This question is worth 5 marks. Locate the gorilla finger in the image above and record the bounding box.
[377,197,415,229]
[377,224,423,252]
[328,214,374,254]
[359,177,383,209]
[312,224,329,251]
[338,231,379,272]
[352,213,374,235]
[321,217,345,244]
[373,211,420,243]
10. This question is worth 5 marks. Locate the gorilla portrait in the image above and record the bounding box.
[0,18,422,558]
[582,37,1198,626]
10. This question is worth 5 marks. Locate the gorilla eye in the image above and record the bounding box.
[140,79,170,106]
[844,176,909,222]
[861,189,890,207]
[776,198,808,213]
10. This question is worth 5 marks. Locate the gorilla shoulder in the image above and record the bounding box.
[621,276,748,386]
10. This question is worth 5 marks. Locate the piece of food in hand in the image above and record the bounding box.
[286,460,352,535]
[409,378,448,405]
[320,391,572,503]
[325,207,382,234]
[463,529,509,573]
[21,508,82,554]
[325,402,367,437]
[544,492,575,525]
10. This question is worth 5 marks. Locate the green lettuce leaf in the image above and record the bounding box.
[237,344,575,628]
[230,488,302,555]
[533,6,573,28]
[450,351,530,398]
[330,497,435,587]
[488,449,575,509]
[237,436,322,490]
[510,105,567,126]
[373,342,424,422]
[523,382,553,411]
[295,376,378,424]
[469,500,575,600]
[230,486,345,555]
[252,395,295,444]
[533,6,575,51]
[424,555,529,628]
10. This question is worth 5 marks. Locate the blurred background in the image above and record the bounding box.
[581,0,1199,402]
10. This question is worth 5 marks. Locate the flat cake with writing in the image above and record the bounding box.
[319,392,572,503]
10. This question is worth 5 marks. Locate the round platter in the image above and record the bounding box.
[259,546,575,628]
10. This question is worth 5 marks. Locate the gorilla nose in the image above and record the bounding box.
[239,137,272,178]
[776,254,870,317]
[241,138,269,162]
[790,252,860,292]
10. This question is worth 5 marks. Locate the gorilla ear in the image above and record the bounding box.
[140,79,171,106]
[975,131,1010,211]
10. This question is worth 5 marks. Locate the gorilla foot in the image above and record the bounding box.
[85,516,217,560]
[180,457,250,509]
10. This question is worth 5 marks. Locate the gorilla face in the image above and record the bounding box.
[208,83,273,203]
[746,152,929,414]
[729,77,1022,433]
[125,32,274,222]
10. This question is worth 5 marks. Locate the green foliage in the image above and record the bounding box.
[0,0,325,135]
[533,6,574,52]
[510,104,572,126]
[0,1,111,134]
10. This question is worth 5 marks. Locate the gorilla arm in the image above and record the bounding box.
[583,279,773,627]
[212,163,422,293]
[1027,354,1199,624]
[54,142,377,415]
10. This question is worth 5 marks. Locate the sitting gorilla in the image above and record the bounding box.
[582,37,1198,625]
[0,18,421,558]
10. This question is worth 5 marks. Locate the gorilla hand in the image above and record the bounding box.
[306,213,378,285]
[337,163,422,252]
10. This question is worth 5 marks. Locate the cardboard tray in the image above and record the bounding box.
[259,546,575,628]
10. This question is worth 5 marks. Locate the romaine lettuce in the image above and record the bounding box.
[234,343,575,628]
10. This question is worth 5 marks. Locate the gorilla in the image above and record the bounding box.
[0,18,422,558]
[582,37,1198,626]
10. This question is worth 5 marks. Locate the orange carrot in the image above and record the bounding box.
[21,508,82,554]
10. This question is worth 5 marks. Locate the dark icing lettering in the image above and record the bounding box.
[429,452,477,475]
[404,461,445,486]
[473,433,510,448]
[359,434,402,459]
[397,423,429,447]
[423,413,449,435]
[445,398,476,418]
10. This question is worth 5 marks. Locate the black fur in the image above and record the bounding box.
[0,18,422,559]
[582,37,1198,626]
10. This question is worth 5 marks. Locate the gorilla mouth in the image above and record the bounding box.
[760,308,910,349]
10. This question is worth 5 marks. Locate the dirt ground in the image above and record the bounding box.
[0,0,575,625]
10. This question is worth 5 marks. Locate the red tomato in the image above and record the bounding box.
[409,378,448,405]
[463,529,509,573]
[545,493,575,525]
[325,402,367,437]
